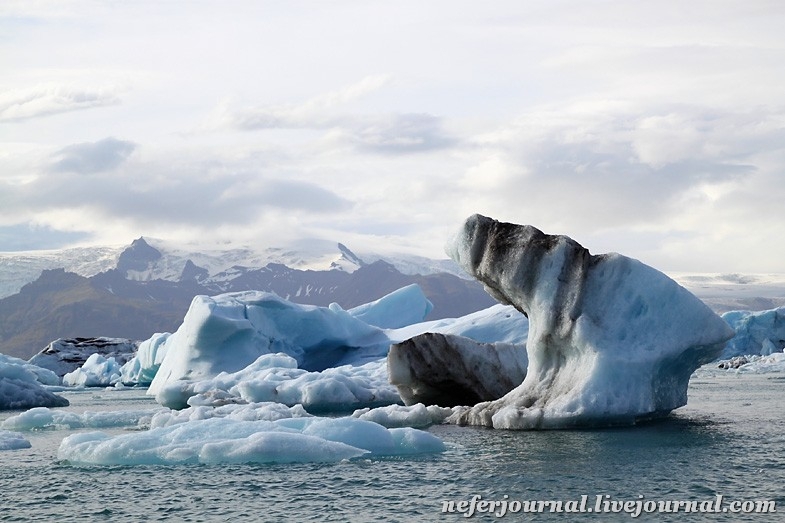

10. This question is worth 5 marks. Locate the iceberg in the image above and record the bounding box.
[1,406,164,431]
[0,430,31,450]
[0,354,68,410]
[127,283,529,410]
[346,283,433,329]
[119,332,170,385]
[148,291,393,397]
[388,333,527,407]
[28,337,138,378]
[153,353,399,411]
[443,214,735,429]
[720,307,785,358]
[62,353,122,387]
[351,403,453,428]
[149,402,312,428]
[57,416,445,466]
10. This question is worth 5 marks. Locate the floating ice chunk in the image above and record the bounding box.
[721,307,785,358]
[120,332,170,385]
[63,353,122,387]
[149,402,312,429]
[0,354,60,386]
[388,333,527,407]
[57,416,445,466]
[276,416,446,455]
[154,353,400,411]
[0,357,69,410]
[0,430,31,450]
[716,350,785,374]
[444,214,735,429]
[346,283,433,329]
[352,403,453,428]
[1,406,164,431]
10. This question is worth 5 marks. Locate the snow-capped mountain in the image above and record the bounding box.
[0,245,123,299]
[0,237,496,359]
[0,237,466,299]
[1,237,783,360]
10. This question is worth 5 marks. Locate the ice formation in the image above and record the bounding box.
[149,402,312,428]
[119,332,170,385]
[28,337,138,377]
[0,354,69,410]
[153,353,399,411]
[346,283,433,329]
[62,353,122,387]
[57,416,445,466]
[388,333,527,407]
[351,403,453,428]
[1,406,164,431]
[143,284,525,409]
[720,307,785,358]
[443,214,735,429]
[147,291,394,397]
[0,430,31,450]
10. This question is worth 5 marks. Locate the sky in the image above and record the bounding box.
[1,0,784,273]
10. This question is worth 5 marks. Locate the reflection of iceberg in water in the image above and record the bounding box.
[441,214,735,429]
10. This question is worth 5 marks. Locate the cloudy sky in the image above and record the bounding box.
[1,1,784,272]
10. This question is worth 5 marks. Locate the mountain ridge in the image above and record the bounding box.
[0,239,497,359]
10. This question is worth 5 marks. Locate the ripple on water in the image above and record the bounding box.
[0,377,783,521]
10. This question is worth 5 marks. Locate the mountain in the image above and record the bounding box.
[0,238,496,359]
[2,237,783,360]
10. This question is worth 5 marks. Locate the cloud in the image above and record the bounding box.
[338,113,456,154]
[224,75,391,130]
[0,223,90,251]
[254,180,353,213]
[0,85,119,122]
[50,137,136,174]
[454,102,785,270]
[0,142,354,245]
[215,76,455,154]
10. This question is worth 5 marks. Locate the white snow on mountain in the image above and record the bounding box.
[2,236,783,312]
[0,237,468,299]
[0,245,123,298]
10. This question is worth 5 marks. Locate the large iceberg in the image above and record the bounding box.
[442,214,735,429]
[148,290,395,397]
[142,283,527,410]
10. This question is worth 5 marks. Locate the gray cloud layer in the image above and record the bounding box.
[51,138,137,174]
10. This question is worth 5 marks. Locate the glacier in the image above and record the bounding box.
[443,214,736,429]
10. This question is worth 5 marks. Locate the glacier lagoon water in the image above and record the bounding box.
[0,369,783,522]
